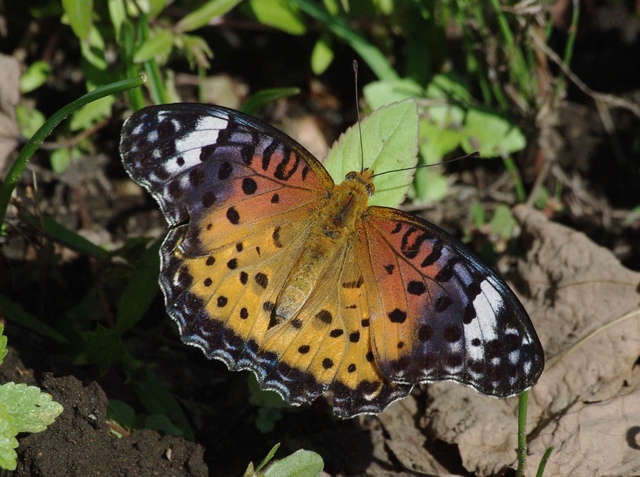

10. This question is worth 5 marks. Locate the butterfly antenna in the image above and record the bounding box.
[353,60,365,173]
[371,151,480,179]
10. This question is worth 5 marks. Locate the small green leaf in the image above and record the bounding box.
[115,240,161,335]
[107,399,136,429]
[62,0,93,40]
[20,61,51,94]
[79,26,107,71]
[0,294,68,343]
[0,325,8,366]
[324,100,419,208]
[177,33,214,69]
[363,78,424,110]
[461,109,525,157]
[133,29,174,63]
[143,414,183,436]
[50,147,71,173]
[489,204,516,240]
[254,407,282,434]
[15,104,46,139]
[255,443,280,473]
[0,402,18,471]
[247,0,306,35]
[469,202,486,228]
[69,94,114,131]
[240,88,300,116]
[78,325,127,367]
[311,36,333,75]
[264,449,324,477]
[0,383,63,433]
[148,0,168,17]
[175,0,243,33]
[108,0,127,39]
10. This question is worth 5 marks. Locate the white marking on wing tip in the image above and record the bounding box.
[164,148,201,173]
[464,313,485,361]
[152,149,161,159]
[523,360,532,375]
[505,327,519,335]
[147,130,159,143]
[197,115,228,132]
[176,127,221,155]
[472,279,504,340]
[508,350,520,365]
[491,357,500,366]
[132,123,144,135]
[171,119,181,131]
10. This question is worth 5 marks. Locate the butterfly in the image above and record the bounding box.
[120,102,544,418]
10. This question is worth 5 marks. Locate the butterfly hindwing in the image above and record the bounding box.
[364,207,544,396]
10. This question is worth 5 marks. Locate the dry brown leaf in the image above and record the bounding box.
[423,205,640,476]
[0,53,20,172]
[376,397,449,475]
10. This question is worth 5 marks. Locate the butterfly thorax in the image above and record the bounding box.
[274,170,374,322]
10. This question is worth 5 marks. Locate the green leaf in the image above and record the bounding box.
[107,399,136,430]
[175,0,243,33]
[469,202,486,228]
[323,100,419,208]
[311,35,334,75]
[0,402,18,471]
[489,204,516,240]
[255,443,280,473]
[461,109,525,157]
[50,147,71,173]
[148,0,168,18]
[0,294,68,343]
[78,325,127,367]
[0,383,63,433]
[240,87,301,116]
[20,61,51,94]
[177,33,214,69]
[0,325,8,366]
[62,0,93,40]
[131,371,194,440]
[79,26,107,71]
[115,240,161,335]
[70,95,114,130]
[108,0,127,39]
[133,29,174,63]
[254,407,282,434]
[363,78,424,110]
[143,414,183,436]
[247,0,306,35]
[294,0,397,81]
[15,104,46,139]
[21,213,111,260]
[264,449,324,477]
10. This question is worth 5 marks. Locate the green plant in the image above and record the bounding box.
[243,443,324,477]
[0,324,64,471]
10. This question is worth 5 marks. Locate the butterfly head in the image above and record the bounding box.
[344,169,375,197]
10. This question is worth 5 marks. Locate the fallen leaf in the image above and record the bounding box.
[423,205,640,476]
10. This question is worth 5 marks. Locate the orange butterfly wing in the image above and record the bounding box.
[121,104,544,418]
[361,207,543,396]
[121,104,411,416]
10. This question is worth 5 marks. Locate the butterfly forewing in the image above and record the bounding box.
[365,207,544,396]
